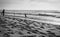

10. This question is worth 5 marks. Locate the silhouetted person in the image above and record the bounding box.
[25,14,27,18]
[2,9,5,16]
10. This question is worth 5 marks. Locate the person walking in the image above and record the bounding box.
[2,9,5,16]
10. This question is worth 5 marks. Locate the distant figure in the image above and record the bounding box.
[25,14,27,18]
[2,9,5,16]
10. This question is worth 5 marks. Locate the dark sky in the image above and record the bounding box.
[0,0,60,10]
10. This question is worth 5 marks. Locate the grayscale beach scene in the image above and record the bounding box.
[0,0,60,37]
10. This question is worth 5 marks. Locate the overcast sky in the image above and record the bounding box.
[0,0,60,10]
